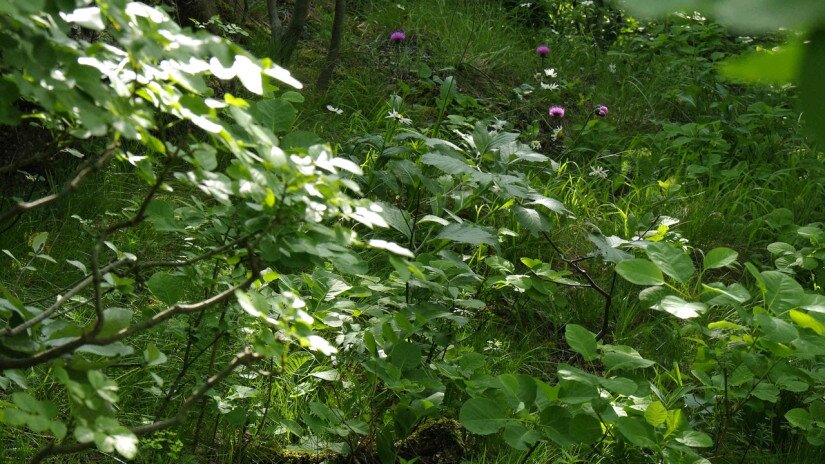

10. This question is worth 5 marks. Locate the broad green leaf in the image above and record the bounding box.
[421,153,473,175]
[786,408,813,429]
[459,398,510,435]
[147,272,187,305]
[565,324,598,361]
[762,271,803,312]
[30,232,48,253]
[250,98,296,133]
[790,309,825,334]
[502,422,541,450]
[676,430,714,448]
[703,282,751,305]
[436,223,498,248]
[615,416,657,448]
[389,341,421,371]
[513,206,551,234]
[498,374,537,408]
[144,200,182,232]
[653,296,707,319]
[615,259,664,286]
[644,401,668,427]
[97,307,133,337]
[703,247,739,270]
[601,345,656,371]
[569,414,603,444]
[143,344,167,366]
[76,342,133,357]
[645,242,694,283]
[720,43,801,85]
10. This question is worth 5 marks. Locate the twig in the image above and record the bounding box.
[29,349,261,464]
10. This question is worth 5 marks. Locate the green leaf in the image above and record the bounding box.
[502,422,541,450]
[389,341,421,371]
[675,430,714,448]
[568,413,603,444]
[565,324,598,361]
[800,28,825,145]
[250,98,296,133]
[601,345,656,371]
[644,401,668,427]
[720,42,801,85]
[615,416,657,448]
[147,272,187,305]
[653,296,707,319]
[703,282,751,305]
[97,307,133,337]
[703,247,739,270]
[143,344,167,366]
[498,374,537,407]
[615,259,664,286]
[513,206,551,234]
[421,152,473,175]
[30,232,48,253]
[645,243,694,283]
[459,398,510,435]
[144,200,182,232]
[761,271,803,312]
[790,309,825,334]
[436,223,498,248]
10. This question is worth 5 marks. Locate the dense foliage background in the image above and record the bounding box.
[2,0,825,463]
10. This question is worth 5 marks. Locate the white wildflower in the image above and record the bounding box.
[551,126,563,141]
[589,165,609,179]
[530,140,542,150]
[544,68,557,78]
[541,82,559,91]
[608,63,617,74]
[491,118,507,131]
[386,109,412,125]
[326,104,343,115]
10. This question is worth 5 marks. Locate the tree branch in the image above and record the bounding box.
[29,348,261,464]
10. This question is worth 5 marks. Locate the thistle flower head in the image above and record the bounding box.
[596,105,609,117]
[390,30,406,43]
[548,105,565,118]
[535,44,550,57]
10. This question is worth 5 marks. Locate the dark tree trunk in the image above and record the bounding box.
[315,0,346,90]
[279,0,311,64]
[267,0,284,59]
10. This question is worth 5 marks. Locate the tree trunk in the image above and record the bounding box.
[315,0,346,90]
[266,0,284,59]
[279,0,311,64]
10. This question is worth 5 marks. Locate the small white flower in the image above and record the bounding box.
[530,140,542,150]
[581,0,594,6]
[589,165,609,179]
[608,63,617,74]
[519,2,533,7]
[326,104,343,115]
[541,82,559,91]
[386,109,412,125]
[534,72,542,80]
[491,118,507,131]
[544,68,557,78]
[551,126,563,141]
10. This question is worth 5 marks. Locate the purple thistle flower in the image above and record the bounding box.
[549,105,565,118]
[596,105,609,117]
[390,30,406,43]
[535,44,550,57]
